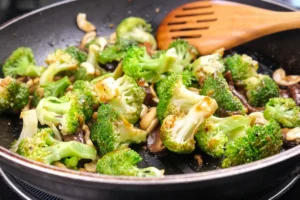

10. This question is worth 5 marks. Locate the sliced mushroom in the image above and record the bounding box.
[80,31,96,49]
[77,13,96,32]
[273,68,300,86]
[282,127,300,147]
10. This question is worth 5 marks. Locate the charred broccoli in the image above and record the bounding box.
[2,47,45,78]
[96,147,164,177]
[224,54,258,81]
[91,104,147,155]
[93,75,145,124]
[264,97,300,128]
[195,115,252,158]
[122,46,177,83]
[17,128,97,164]
[199,73,247,116]
[160,96,218,154]
[156,73,213,122]
[0,76,29,113]
[116,17,157,49]
[238,74,279,107]
[222,119,282,168]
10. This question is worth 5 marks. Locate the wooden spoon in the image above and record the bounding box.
[157,0,300,55]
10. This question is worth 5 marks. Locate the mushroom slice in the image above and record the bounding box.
[77,13,96,32]
[273,68,300,86]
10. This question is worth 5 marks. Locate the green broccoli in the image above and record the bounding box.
[36,94,85,135]
[156,73,213,122]
[168,39,198,72]
[238,74,279,107]
[160,97,218,154]
[93,75,145,124]
[224,54,258,81]
[152,50,166,59]
[199,73,247,116]
[2,47,45,78]
[195,115,252,158]
[191,50,225,81]
[32,76,71,107]
[96,147,164,177]
[122,46,177,83]
[91,104,147,155]
[40,49,79,85]
[98,38,137,64]
[222,119,282,168]
[0,76,29,113]
[72,80,98,122]
[264,97,300,128]
[116,17,157,50]
[16,128,97,165]
[65,46,87,63]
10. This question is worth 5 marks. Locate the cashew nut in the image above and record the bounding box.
[77,13,96,32]
[140,107,158,133]
[82,124,94,146]
[108,32,117,44]
[249,112,268,125]
[53,161,67,169]
[80,31,96,49]
[84,162,97,173]
[273,68,300,86]
[285,127,300,142]
[150,83,159,103]
[140,104,149,119]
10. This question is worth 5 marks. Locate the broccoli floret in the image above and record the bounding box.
[65,46,87,63]
[78,44,107,79]
[96,147,164,177]
[40,49,79,85]
[161,97,217,154]
[32,76,71,107]
[191,50,225,81]
[224,54,258,81]
[91,104,147,155]
[116,17,157,50]
[222,119,282,168]
[199,73,247,116]
[11,109,38,152]
[93,75,145,124]
[152,50,166,59]
[36,94,84,135]
[156,73,212,122]
[72,80,98,122]
[98,38,137,64]
[168,39,198,72]
[195,115,252,158]
[2,47,45,78]
[0,76,29,113]
[182,70,197,87]
[238,74,279,107]
[16,128,97,165]
[264,97,300,128]
[122,46,177,83]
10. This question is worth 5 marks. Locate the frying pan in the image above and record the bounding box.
[0,0,300,199]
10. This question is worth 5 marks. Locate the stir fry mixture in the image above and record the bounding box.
[1,15,300,177]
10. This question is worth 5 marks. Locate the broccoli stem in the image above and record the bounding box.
[44,141,96,164]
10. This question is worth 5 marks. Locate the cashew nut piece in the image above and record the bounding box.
[82,124,94,146]
[273,68,300,86]
[77,13,96,32]
[84,162,97,173]
[80,31,96,49]
[140,104,149,119]
[249,112,268,125]
[140,107,157,130]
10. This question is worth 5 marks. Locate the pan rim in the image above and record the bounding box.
[0,0,299,184]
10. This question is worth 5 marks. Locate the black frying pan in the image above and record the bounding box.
[0,0,300,199]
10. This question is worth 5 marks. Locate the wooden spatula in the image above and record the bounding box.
[157,0,300,55]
